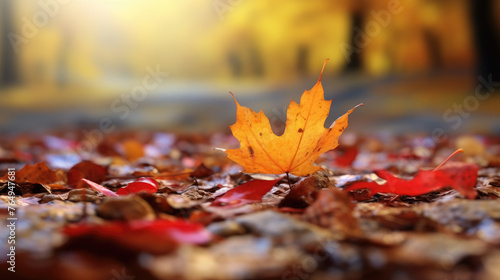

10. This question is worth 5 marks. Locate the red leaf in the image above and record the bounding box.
[116,177,159,195]
[344,149,478,199]
[435,161,479,199]
[136,219,211,244]
[334,146,358,167]
[211,178,280,207]
[67,160,107,186]
[63,219,212,245]
[344,163,478,199]
[80,178,118,197]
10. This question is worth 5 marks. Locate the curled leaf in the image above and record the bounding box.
[211,178,280,207]
[116,177,159,195]
[80,178,119,197]
[344,150,479,199]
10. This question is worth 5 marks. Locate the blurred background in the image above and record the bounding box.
[0,0,499,136]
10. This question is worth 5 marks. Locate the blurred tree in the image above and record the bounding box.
[422,29,442,69]
[228,51,243,78]
[343,6,362,72]
[471,0,500,88]
[249,44,264,77]
[296,45,309,75]
[55,26,71,87]
[0,0,20,87]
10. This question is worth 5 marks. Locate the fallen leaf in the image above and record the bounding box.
[190,163,215,178]
[121,139,144,161]
[80,178,119,197]
[3,182,52,195]
[302,188,361,236]
[278,173,329,209]
[61,221,178,255]
[97,195,156,221]
[344,150,479,199]
[434,161,479,199]
[155,170,193,180]
[136,192,174,214]
[150,219,213,244]
[67,160,108,186]
[2,162,65,184]
[116,177,159,195]
[189,210,217,225]
[220,60,361,176]
[391,233,487,268]
[211,178,280,207]
[67,188,101,202]
[63,219,212,245]
[334,145,359,167]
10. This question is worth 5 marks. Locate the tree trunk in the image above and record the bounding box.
[0,0,20,87]
[470,0,500,89]
[343,11,363,72]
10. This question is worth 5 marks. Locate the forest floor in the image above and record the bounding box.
[1,130,500,280]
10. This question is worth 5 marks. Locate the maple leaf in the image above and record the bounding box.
[221,60,362,176]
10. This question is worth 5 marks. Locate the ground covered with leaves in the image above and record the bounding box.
[0,131,499,280]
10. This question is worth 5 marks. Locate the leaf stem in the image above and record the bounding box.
[433,149,464,171]
[286,172,291,189]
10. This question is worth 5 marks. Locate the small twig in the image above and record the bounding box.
[388,194,400,203]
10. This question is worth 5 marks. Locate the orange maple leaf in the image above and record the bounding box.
[221,60,362,176]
